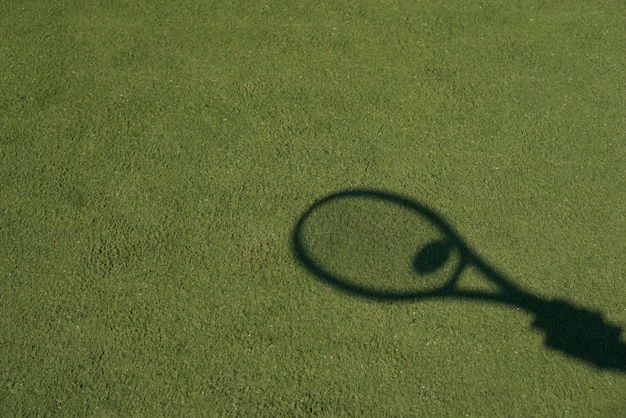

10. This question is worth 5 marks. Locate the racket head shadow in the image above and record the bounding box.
[292,189,469,300]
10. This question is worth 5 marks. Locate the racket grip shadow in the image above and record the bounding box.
[531,299,626,372]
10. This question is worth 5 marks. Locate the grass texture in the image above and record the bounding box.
[1,0,625,416]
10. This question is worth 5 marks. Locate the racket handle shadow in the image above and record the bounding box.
[530,299,626,372]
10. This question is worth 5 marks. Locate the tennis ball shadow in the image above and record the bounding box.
[292,189,626,372]
[413,239,453,275]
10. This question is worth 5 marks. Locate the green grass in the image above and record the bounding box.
[1,0,625,415]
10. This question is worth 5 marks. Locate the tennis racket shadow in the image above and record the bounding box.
[292,189,626,372]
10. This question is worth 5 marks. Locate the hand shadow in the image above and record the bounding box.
[292,189,626,372]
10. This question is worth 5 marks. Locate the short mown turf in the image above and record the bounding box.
[1,0,625,415]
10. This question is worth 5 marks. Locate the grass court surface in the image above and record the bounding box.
[1,0,625,416]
